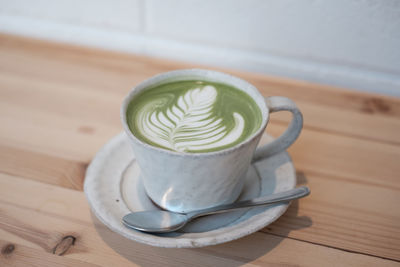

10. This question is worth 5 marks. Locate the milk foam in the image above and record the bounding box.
[135,85,245,152]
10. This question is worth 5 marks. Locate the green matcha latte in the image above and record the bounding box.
[126,80,262,153]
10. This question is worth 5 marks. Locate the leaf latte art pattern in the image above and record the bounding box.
[136,85,245,152]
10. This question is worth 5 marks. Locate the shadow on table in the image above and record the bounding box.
[91,171,312,266]
[259,170,313,236]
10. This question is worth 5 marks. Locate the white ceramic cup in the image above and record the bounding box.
[121,69,303,213]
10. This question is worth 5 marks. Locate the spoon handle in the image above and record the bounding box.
[187,186,310,219]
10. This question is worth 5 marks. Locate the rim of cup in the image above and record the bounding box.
[120,69,270,158]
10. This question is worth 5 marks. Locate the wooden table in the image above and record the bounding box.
[0,34,399,267]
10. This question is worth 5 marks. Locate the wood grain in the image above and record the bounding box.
[0,240,100,267]
[0,174,398,267]
[0,145,86,190]
[267,124,400,190]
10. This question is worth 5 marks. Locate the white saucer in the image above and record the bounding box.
[84,132,296,248]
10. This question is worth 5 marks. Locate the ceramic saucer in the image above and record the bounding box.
[84,132,296,248]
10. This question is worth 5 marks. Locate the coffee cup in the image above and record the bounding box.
[121,69,303,213]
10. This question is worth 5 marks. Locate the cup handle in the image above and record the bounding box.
[252,96,303,162]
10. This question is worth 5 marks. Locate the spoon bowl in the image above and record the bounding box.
[123,211,189,233]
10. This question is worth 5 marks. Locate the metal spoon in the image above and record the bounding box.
[123,186,310,233]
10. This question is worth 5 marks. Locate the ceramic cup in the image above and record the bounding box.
[121,69,303,213]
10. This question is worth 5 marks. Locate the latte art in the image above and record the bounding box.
[127,80,262,153]
[138,85,244,152]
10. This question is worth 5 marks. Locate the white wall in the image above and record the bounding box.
[0,0,399,96]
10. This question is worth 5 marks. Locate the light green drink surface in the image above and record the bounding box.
[126,80,262,153]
